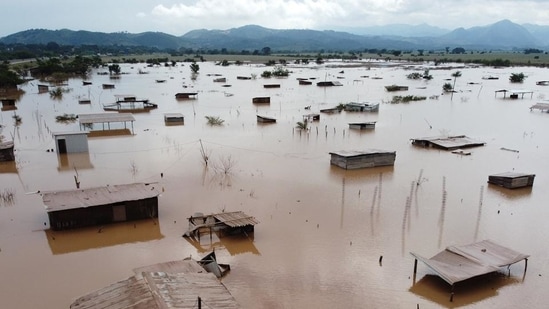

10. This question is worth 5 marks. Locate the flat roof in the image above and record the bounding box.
[411,135,485,150]
[495,89,533,94]
[329,149,395,158]
[78,113,135,124]
[489,172,535,179]
[42,183,161,212]
[52,131,89,136]
[213,211,260,227]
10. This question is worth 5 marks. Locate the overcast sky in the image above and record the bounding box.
[3,0,549,37]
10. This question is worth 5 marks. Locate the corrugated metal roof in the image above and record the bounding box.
[411,135,486,150]
[411,240,529,286]
[213,211,260,227]
[42,183,161,212]
[329,149,395,158]
[70,271,241,309]
[78,113,135,124]
[489,172,535,179]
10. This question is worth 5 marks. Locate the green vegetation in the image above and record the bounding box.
[296,119,308,130]
[407,69,432,80]
[509,72,526,83]
[55,113,77,123]
[49,87,70,99]
[442,83,454,92]
[205,116,224,126]
[190,62,200,73]
[108,64,121,75]
[390,95,427,104]
[0,62,24,89]
[261,65,289,78]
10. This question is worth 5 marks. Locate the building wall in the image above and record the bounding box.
[55,133,89,153]
[48,197,158,230]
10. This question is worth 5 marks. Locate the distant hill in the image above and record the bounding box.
[1,20,548,52]
[438,20,539,49]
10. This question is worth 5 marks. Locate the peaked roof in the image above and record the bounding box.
[71,259,240,309]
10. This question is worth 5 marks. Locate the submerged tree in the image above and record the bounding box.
[296,118,309,130]
[442,83,453,93]
[509,72,526,83]
[190,62,200,74]
[108,64,121,75]
[205,116,224,126]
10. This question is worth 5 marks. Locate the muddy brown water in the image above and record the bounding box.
[1,61,548,308]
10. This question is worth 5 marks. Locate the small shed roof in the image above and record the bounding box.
[42,183,161,212]
[213,211,260,227]
[411,135,485,150]
[164,113,184,118]
[530,102,549,111]
[329,149,395,158]
[489,172,534,179]
[411,240,529,286]
[52,131,89,137]
[78,113,135,124]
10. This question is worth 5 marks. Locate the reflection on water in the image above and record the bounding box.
[184,233,260,256]
[44,219,163,255]
[1,61,549,308]
[410,273,522,308]
[57,152,94,171]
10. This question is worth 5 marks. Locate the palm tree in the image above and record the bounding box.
[190,62,200,74]
[296,118,308,130]
[451,71,462,90]
[451,70,462,100]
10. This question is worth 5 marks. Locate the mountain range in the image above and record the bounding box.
[1,19,548,52]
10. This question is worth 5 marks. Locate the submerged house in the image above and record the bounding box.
[252,97,270,104]
[1,98,16,111]
[183,211,259,238]
[52,131,89,154]
[317,81,343,87]
[164,113,184,125]
[349,122,376,130]
[410,135,486,151]
[71,256,239,309]
[329,149,396,170]
[43,183,161,230]
[0,140,15,161]
[488,172,535,189]
[175,92,198,99]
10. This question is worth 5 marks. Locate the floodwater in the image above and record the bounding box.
[1,60,548,308]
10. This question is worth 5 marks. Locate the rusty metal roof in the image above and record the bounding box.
[42,183,161,212]
[213,211,259,227]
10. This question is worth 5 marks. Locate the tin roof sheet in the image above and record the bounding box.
[213,211,260,227]
[411,240,529,285]
[78,113,135,124]
[42,183,160,212]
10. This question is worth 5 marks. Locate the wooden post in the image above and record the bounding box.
[198,296,202,309]
[413,259,418,274]
[450,285,454,302]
